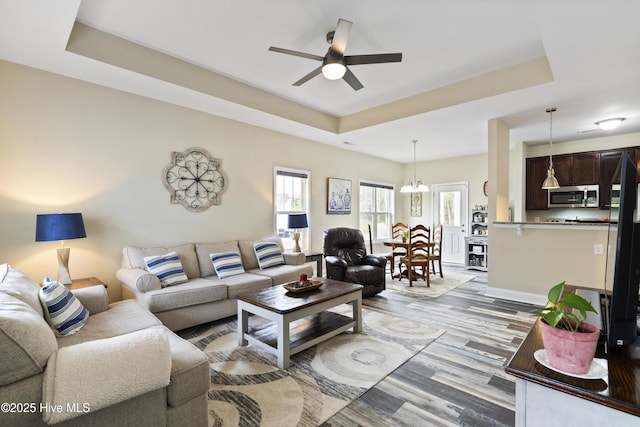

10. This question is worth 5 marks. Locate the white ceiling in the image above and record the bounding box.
[2,0,640,163]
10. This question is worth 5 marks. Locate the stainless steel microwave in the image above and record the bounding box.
[611,184,621,208]
[548,185,599,208]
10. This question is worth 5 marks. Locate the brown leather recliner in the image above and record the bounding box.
[323,227,387,297]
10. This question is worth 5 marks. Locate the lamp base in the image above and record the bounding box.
[56,247,72,285]
[293,231,302,252]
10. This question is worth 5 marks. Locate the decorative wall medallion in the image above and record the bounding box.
[162,147,226,212]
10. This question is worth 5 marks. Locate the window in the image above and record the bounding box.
[359,181,394,243]
[274,167,310,251]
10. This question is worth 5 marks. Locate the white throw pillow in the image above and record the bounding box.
[39,277,89,336]
[144,251,189,287]
[210,251,245,278]
[254,241,285,269]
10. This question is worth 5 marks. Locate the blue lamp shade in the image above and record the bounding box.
[36,213,87,242]
[287,213,308,229]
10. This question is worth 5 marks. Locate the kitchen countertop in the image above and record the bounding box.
[494,221,616,230]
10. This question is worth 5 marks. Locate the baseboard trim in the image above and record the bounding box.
[486,286,547,306]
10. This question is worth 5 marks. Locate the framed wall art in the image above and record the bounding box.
[327,178,352,214]
[410,192,422,217]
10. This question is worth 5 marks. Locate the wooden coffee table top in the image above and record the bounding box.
[237,279,363,314]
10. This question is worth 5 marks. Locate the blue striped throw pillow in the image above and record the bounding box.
[210,251,245,278]
[144,251,189,287]
[39,277,89,336]
[254,242,285,269]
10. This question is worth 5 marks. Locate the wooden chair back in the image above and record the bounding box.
[431,223,443,256]
[408,224,431,259]
[391,222,408,241]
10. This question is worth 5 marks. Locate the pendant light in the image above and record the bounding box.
[541,107,560,189]
[401,140,429,193]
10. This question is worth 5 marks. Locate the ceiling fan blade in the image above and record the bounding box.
[268,46,323,61]
[293,66,323,86]
[330,19,353,56]
[343,67,364,91]
[345,53,403,65]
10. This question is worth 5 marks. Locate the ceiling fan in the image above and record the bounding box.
[268,18,402,91]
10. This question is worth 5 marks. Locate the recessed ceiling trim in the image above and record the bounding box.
[66,22,339,133]
[338,56,554,133]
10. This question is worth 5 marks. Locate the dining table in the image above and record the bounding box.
[383,239,435,280]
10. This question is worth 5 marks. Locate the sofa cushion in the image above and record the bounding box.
[195,241,239,277]
[122,243,200,279]
[0,292,58,386]
[254,241,285,269]
[210,251,245,278]
[0,263,45,317]
[238,235,284,270]
[142,278,227,313]
[203,273,272,299]
[144,252,189,287]
[56,299,162,348]
[39,277,89,336]
[248,263,314,287]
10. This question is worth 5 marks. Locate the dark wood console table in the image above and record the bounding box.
[505,319,640,426]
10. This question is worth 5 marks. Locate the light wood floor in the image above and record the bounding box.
[323,266,537,427]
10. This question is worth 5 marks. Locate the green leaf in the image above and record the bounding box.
[547,282,565,305]
[542,311,564,328]
[564,293,597,315]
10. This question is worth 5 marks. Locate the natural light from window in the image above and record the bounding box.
[359,181,394,243]
[274,168,310,251]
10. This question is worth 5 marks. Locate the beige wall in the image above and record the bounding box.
[0,60,404,301]
[490,225,614,304]
[399,153,489,226]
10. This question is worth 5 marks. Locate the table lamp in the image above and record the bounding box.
[287,213,308,252]
[36,213,87,284]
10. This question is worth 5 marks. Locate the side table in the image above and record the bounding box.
[303,251,323,277]
[66,277,108,290]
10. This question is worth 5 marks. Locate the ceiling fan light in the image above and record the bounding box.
[322,62,346,80]
[595,117,625,130]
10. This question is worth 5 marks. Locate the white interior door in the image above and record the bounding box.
[432,183,468,265]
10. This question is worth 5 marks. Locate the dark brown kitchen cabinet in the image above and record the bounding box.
[526,146,639,210]
[551,154,573,186]
[526,157,550,210]
[572,152,600,184]
[541,152,599,187]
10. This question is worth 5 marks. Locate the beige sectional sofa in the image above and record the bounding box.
[0,263,209,427]
[116,235,314,331]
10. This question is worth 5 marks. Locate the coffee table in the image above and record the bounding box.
[237,279,363,369]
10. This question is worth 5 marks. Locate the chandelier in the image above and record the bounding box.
[401,140,429,193]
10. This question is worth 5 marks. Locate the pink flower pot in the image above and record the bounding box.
[539,320,600,375]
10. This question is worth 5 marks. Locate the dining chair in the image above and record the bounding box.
[430,223,444,278]
[389,222,408,278]
[399,224,431,287]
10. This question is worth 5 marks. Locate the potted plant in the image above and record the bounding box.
[532,281,600,375]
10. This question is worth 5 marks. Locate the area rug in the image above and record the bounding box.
[181,307,444,427]
[385,272,476,297]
